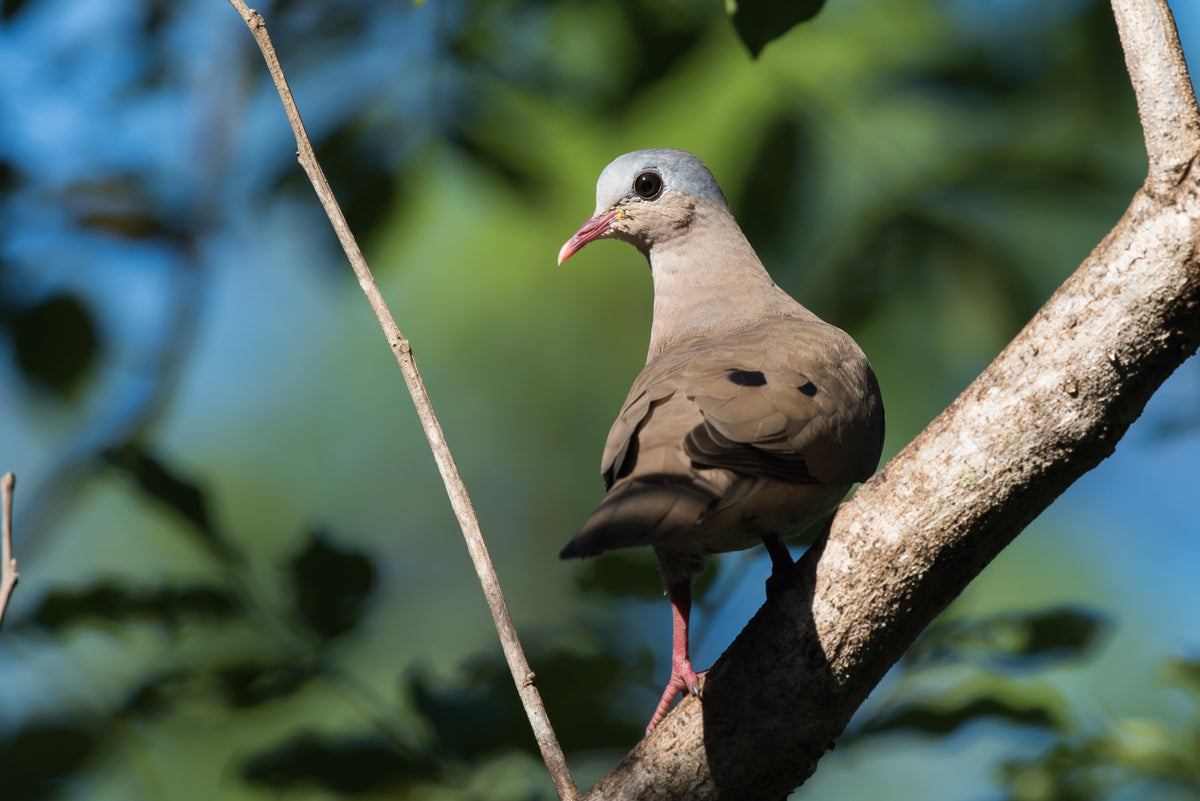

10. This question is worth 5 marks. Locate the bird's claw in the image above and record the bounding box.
[646,664,706,735]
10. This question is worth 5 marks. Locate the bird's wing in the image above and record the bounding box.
[680,317,883,486]
[563,317,883,558]
[605,318,881,484]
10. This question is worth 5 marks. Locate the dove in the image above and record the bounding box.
[558,148,884,735]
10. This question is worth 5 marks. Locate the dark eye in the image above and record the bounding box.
[633,171,663,200]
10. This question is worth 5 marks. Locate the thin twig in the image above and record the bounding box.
[0,473,18,631]
[223,3,578,799]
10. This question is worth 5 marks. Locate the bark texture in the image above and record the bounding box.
[580,0,1200,798]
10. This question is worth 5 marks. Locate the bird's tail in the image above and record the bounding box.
[559,476,717,559]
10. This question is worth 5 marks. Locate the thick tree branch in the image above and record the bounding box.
[583,0,1200,797]
[223,4,577,798]
[0,473,18,631]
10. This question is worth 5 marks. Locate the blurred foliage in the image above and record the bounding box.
[290,528,378,642]
[0,0,1192,799]
[1,293,99,400]
[27,582,237,631]
[902,606,1111,671]
[730,0,827,58]
[0,720,99,801]
[846,611,1200,801]
[850,607,1109,745]
[996,656,1200,801]
[240,732,439,795]
[101,444,219,550]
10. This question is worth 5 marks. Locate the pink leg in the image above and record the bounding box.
[646,580,704,735]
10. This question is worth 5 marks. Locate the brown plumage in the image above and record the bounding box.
[558,149,884,735]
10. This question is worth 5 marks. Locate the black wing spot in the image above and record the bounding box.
[797,381,817,396]
[727,369,767,387]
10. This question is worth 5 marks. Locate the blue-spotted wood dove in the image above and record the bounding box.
[558,149,885,735]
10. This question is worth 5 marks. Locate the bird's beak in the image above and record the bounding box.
[558,209,619,265]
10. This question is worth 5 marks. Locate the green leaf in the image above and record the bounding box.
[102,444,224,555]
[242,733,436,794]
[729,0,826,58]
[409,644,645,757]
[273,124,400,256]
[28,582,237,632]
[0,157,18,190]
[6,293,99,399]
[218,663,319,708]
[117,670,193,719]
[289,529,377,641]
[76,210,170,240]
[862,694,1061,738]
[1017,608,1110,662]
[0,721,99,801]
[904,606,1110,671]
[0,0,35,24]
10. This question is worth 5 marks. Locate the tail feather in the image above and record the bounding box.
[560,476,717,559]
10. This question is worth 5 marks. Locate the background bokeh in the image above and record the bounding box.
[1,0,1198,799]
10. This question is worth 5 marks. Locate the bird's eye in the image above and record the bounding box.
[633,171,663,200]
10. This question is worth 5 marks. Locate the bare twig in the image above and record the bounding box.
[0,473,18,631]
[223,3,577,799]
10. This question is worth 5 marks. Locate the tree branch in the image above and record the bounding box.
[582,0,1200,797]
[223,4,578,799]
[1112,0,1200,186]
[0,473,18,631]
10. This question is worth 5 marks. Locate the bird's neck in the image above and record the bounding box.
[644,206,804,363]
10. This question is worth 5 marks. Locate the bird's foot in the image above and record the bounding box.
[645,663,707,736]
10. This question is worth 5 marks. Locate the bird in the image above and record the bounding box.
[557,148,885,736]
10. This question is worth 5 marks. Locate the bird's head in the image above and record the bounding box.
[558,148,728,264]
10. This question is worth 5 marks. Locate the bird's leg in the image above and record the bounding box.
[646,579,703,735]
[763,533,799,598]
